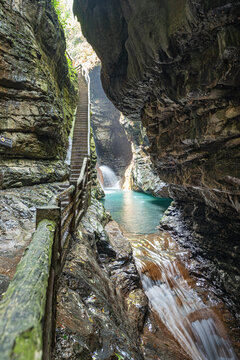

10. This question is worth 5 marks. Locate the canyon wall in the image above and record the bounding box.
[91,66,167,194]
[90,66,132,178]
[0,0,77,189]
[73,0,240,310]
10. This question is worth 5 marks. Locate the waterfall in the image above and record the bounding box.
[65,136,72,165]
[98,165,120,189]
[129,233,238,360]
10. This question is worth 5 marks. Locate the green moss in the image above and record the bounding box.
[0,220,56,359]
[13,328,42,360]
[51,0,70,30]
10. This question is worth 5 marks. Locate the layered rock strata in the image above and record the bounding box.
[0,0,77,188]
[0,183,65,299]
[73,0,240,308]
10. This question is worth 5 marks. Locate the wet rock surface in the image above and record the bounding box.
[131,147,169,198]
[54,198,147,359]
[159,201,240,320]
[0,0,77,188]
[0,182,65,299]
[73,0,240,309]
[127,231,240,359]
[54,199,202,360]
[120,115,169,197]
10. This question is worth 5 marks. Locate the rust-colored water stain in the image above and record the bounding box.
[126,231,240,359]
[142,310,191,360]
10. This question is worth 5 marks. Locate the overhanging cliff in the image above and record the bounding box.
[73,0,240,309]
[73,0,240,211]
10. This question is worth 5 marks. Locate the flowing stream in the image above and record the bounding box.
[102,188,239,360]
[129,233,238,360]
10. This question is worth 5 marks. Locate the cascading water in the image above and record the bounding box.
[98,165,120,189]
[128,233,238,360]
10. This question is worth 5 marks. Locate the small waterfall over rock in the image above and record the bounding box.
[98,165,120,189]
[129,233,238,360]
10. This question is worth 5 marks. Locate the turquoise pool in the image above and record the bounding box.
[101,190,172,234]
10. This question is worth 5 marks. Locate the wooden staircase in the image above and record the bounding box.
[58,71,90,209]
[70,74,89,182]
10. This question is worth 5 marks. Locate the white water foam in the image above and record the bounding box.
[98,165,120,189]
[131,235,238,360]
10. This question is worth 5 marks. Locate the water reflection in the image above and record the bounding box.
[101,190,172,233]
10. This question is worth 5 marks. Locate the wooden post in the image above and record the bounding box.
[36,205,61,228]
[87,158,91,206]
[36,206,61,360]
[70,181,77,232]
[36,205,61,272]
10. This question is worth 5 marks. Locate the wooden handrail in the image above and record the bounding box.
[33,69,91,360]
[77,157,88,187]
[49,185,75,205]
[56,185,75,201]
[0,65,92,360]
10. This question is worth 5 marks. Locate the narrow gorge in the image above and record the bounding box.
[73,0,240,316]
[0,0,239,359]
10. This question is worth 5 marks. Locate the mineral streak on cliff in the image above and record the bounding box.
[73,0,240,309]
[0,0,77,189]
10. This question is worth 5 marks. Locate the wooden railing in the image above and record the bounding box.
[35,156,91,358]
[75,63,91,156]
[0,63,92,359]
[38,156,91,265]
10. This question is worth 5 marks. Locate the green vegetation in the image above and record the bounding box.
[115,354,124,360]
[74,37,83,46]
[51,0,70,29]
[0,220,56,359]
[66,54,77,82]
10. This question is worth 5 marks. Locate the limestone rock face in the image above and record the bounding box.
[90,66,132,178]
[73,1,240,307]
[120,115,169,197]
[73,0,240,210]
[131,148,169,197]
[0,183,65,299]
[0,0,77,188]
